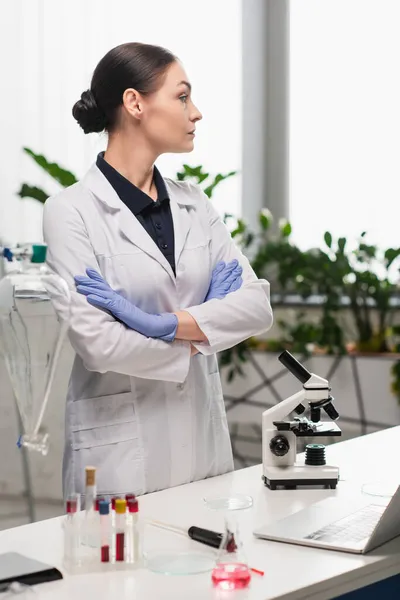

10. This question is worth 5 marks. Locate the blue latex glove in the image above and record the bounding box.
[205,259,243,301]
[74,269,178,342]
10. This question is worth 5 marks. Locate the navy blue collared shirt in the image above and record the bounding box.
[96,152,176,275]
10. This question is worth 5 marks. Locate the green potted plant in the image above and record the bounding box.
[220,211,400,455]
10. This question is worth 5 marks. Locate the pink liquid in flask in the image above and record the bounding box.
[212,563,251,590]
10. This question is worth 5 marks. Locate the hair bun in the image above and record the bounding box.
[72,89,107,134]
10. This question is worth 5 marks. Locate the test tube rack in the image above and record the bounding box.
[63,510,142,575]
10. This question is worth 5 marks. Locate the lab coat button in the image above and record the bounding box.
[177,382,184,390]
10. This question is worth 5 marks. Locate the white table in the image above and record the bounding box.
[1,426,400,600]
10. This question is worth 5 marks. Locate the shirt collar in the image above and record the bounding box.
[96,151,169,215]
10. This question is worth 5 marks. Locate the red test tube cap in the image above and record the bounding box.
[128,498,139,513]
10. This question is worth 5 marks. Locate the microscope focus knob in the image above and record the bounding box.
[269,435,290,457]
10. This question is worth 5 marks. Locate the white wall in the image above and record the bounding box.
[290,0,400,252]
[0,0,241,245]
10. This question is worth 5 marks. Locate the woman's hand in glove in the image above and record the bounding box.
[74,268,178,342]
[204,259,243,301]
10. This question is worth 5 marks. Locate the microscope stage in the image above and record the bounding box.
[293,421,342,437]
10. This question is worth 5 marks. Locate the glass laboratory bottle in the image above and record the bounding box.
[0,243,70,455]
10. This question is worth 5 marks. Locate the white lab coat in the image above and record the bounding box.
[43,162,273,499]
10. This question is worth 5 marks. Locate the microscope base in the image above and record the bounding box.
[263,465,339,490]
[263,475,338,490]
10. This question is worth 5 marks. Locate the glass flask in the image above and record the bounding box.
[204,494,253,591]
[0,243,70,455]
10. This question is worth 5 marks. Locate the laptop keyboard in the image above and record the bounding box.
[304,504,386,544]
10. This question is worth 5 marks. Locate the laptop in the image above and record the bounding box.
[253,484,400,554]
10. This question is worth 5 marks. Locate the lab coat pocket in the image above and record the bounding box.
[71,392,143,495]
[71,392,137,447]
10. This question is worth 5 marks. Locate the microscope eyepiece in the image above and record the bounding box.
[278,351,312,384]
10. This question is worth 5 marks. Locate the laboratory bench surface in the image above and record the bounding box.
[0,426,400,600]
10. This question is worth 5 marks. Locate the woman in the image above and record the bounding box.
[43,42,273,500]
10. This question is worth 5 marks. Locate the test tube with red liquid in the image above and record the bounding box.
[64,493,80,567]
[114,498,127,561]
[99,500,111,563]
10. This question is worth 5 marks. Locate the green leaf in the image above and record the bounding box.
[230,219,246,238]
[338,237,347,253]
[181,165,206,178]
[23,148,77,187]
[280,220,292,238]
[175,165,237,198]
[259,208,273,231]
[243,232,254,248]
[203,170,237,198]
[202,186,213,198]
[384,248,400,268]
[358,243,376,259]
[324,231,333,248]
[17,184,49,204]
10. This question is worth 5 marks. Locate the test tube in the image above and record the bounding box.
[99,500,111,563]
[111,495,122,529]
[127,497,140,563]
[84,466,97,547]
[85,466,96,510]
[64,493,80,566]
[125,494,135,527]
[115,498,127,562]
[95,495,106,512]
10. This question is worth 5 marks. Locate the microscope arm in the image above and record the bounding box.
[262,389,306,430]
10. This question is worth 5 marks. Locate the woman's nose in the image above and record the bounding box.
[191,104,203,122]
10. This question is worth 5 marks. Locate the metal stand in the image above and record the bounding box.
[15,403,35,523]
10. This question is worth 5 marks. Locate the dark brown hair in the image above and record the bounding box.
[72,42,176,134]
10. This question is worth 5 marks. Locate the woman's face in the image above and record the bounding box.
[140,61,203,154]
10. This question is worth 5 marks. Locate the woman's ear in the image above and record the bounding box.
[122,88,143,121]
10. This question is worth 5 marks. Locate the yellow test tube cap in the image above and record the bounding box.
[115,498,127,514]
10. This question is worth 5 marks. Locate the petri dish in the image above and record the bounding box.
[145,550,215,575]
[203,494,253,511]
[361,481,398,498]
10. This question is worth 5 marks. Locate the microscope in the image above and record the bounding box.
[262,350,341,490]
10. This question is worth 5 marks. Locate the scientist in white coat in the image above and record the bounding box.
[43,42,273,500]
